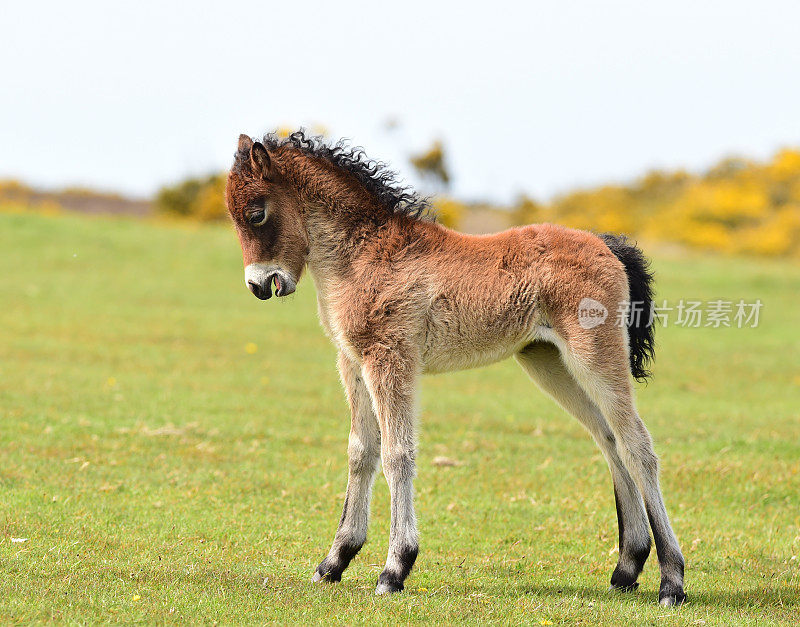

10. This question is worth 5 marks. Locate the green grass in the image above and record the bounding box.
[1,211,799,624]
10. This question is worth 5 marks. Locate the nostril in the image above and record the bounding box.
[247,280,261,297]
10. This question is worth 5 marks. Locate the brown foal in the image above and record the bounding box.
[225,131,686,606]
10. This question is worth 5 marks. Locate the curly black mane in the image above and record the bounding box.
[236,130,431,221]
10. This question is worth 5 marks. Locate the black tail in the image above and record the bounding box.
[599,233,656,382]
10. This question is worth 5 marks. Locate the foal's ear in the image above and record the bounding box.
[250,142,273,179]
[238,134,253,152]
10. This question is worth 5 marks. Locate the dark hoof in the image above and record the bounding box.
[312,558,343,584]
[658,584,687,607]
[375,580,404,595]
[659,592,686,607]
[375,570,405,595]
[610,565,640,592]
[375,545,417,595]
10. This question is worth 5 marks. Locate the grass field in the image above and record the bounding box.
[1,211,799,624]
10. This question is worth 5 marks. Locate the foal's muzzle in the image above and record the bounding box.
[244,264,296,300]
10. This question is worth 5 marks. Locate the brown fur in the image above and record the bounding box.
[225,133,686,604]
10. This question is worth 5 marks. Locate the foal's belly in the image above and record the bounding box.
[422,339,531,374]
[420,318,539,374]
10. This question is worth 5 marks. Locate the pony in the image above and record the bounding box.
[225,131,686,606]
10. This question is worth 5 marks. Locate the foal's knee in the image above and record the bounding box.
[348,435,379,475]
[381,448,416,481]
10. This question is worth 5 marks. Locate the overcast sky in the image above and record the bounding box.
[2,0,799,202]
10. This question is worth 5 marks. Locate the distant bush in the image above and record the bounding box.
[0,180,62,214]
[410,140,451,188]
[0,179,149,216]
[513,149,800,257]
[432,197,465,229]
[0,179,36,206]
[155,174,226,221]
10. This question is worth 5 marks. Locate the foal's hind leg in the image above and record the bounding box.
[313,352,381,583]
[515,342,651,591]
[561,330,686,606]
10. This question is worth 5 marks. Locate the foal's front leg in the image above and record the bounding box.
[361,349,419,595]
[313,353,381,583]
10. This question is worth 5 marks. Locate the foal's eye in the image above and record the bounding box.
[248,209,267,226]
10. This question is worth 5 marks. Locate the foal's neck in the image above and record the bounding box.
[277,148,402,280]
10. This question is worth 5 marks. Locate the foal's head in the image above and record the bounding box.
[226,135,308,300]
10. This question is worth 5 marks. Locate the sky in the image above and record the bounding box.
[2,0,800,203]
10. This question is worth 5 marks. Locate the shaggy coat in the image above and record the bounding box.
[225,131,686,606]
